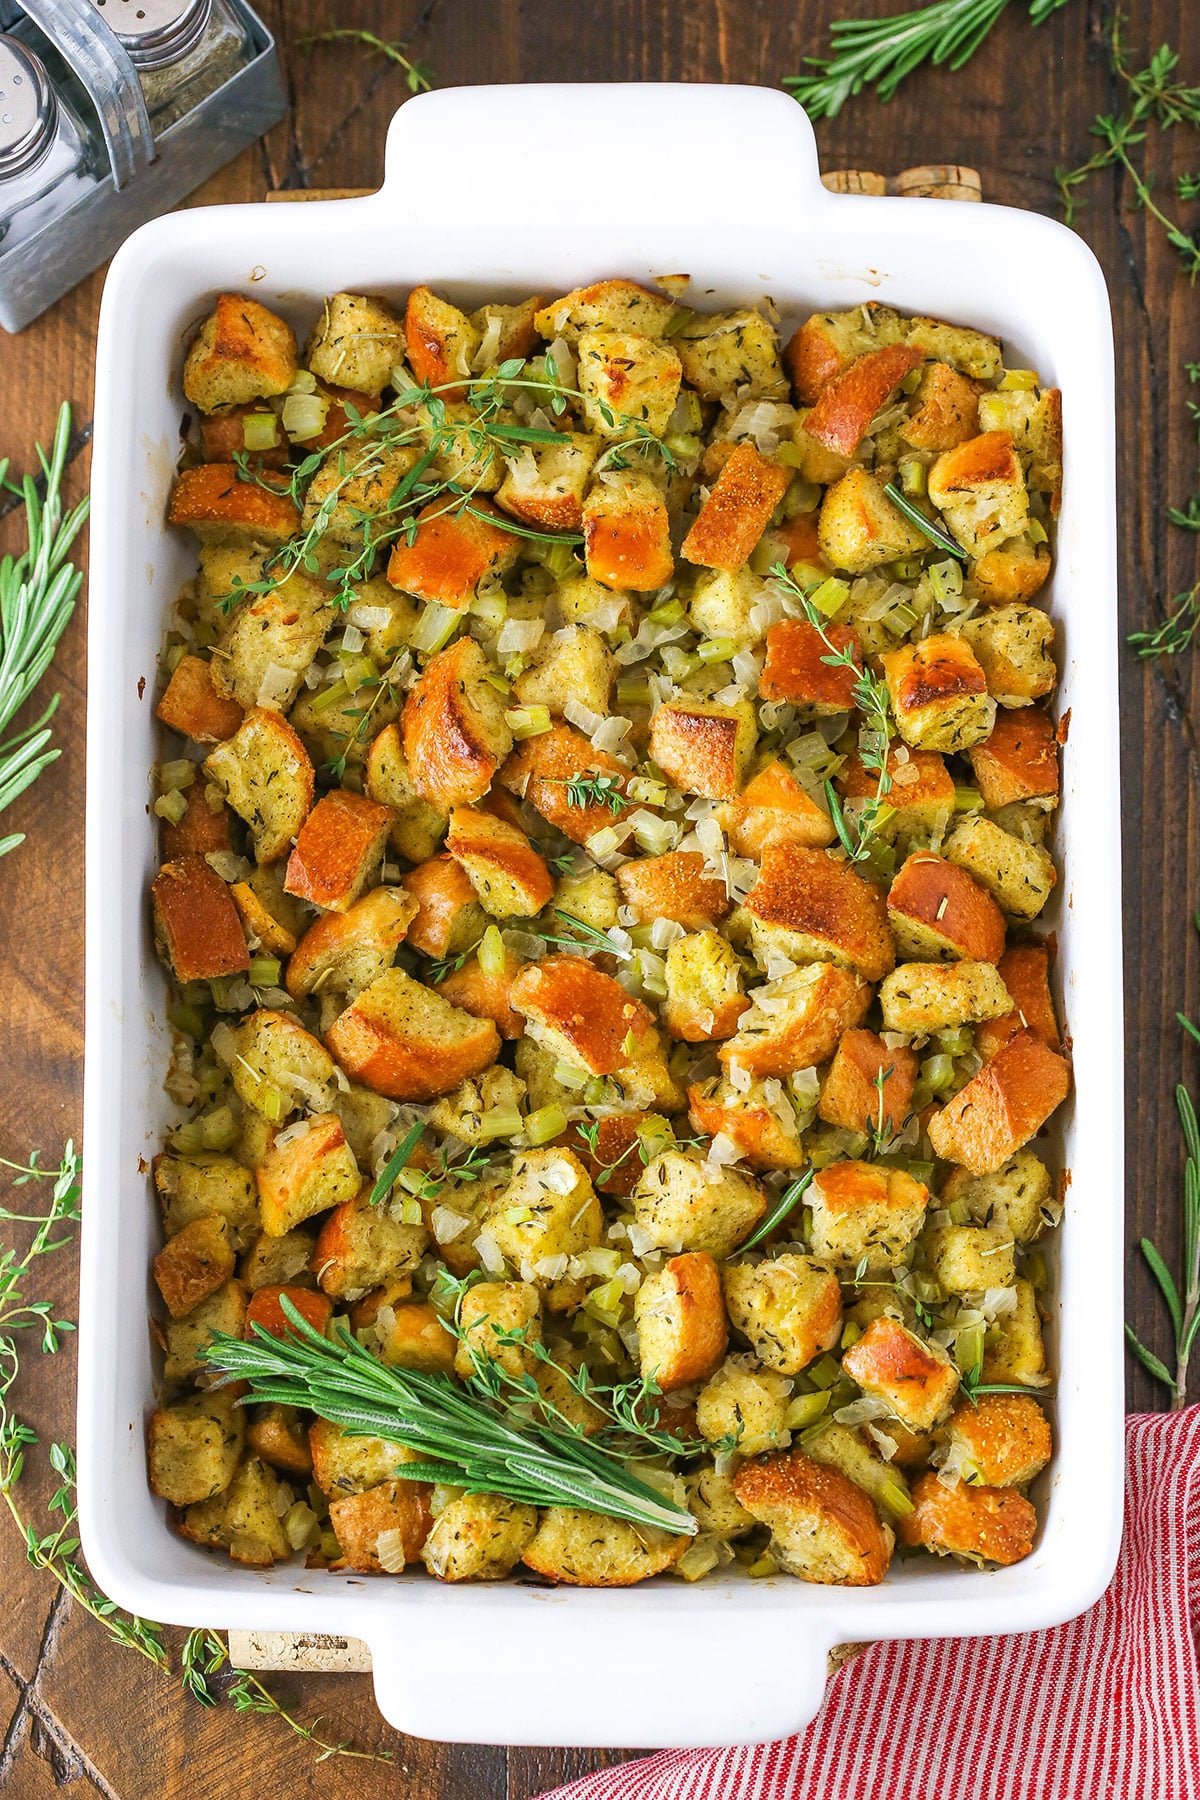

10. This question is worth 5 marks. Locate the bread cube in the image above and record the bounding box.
[836,746,954,847]
[438,943,529,1041]
[960,605,1056,706]
[981,1278,1046,1383]
[618,853,730,930]
[635,1251,729,1390]
[168,464,300,548]
[943,816,1056,920]
[686,1464,757,1538]
[422,1492,539,1582]
[899,361,981,452]
[522,1507,686,1586]
[924,1222,1016,1294]
[455,1280,542,1379]
[255,1114,360,1237]
[977,942,1060,1061]
[554,868,620,933]
[511,623,614,718]
[631,1149,766,1258]
[879,960,1012,1035]
[818,1028,918,1135]
[244,1282,333,1340]
[239,1227,318,1292]
[231,1008,338,1117]
[154,1214,236,1320]
[785,415,853,485]
[386,497,520,606]
[429,1065,525,1146]
[376,1302,456,1374]
[163,1278,247,1387]
[697,1356,793,1456]
[978,386,1063,513]
[841,1315,959,1430]
[689,567,770,649]
[723,1254,841,1376]
[205,402,289,465]
[927,431,1029,557]
[551,571,639,633]
[401,637,513,809]
[313,1188,426,1300]
[649,697,757,800]
[231,863,306,957]
[717,758,836,856]
[582,470,674,590]
[809,1161,929,1271]
[310,1419,414,1497]
[301,442,420,556]
[682,441,790,572]
[152,856,249,984]
[945,1392,1051,1487]
[156,1154,260,1252]
[403,285,481,393]
[804,342,923,458]
[928,1029,1071,1174]
[884,633,996,753]
[446,806,554,919]
[898,1471,1037,1566]
[282,789,392,914]
[784,304,907,403]
[205,708,315,864]
[401,853,488,959]
[304,291,404,394]
[195,543,270,624]
[733,1448,894,1585]
[285,886,415,1002]
[554,1110,672,1198]
[162,784,233,861]
[511,955,656,1077]
[905,317,1002,381]
[149,1392,244,1505]
[664,930,747,1041]
[972,534,1052,605]
[329,1478,433,1573]
[745,842,895,982]
[968,707,1060,809]
[942,1151,1054,1244]
[760,618,863,713]
[720,961,871,1079]
[325,967,501,1101]
[887,852,1006,963]
[677,308,786,400]
[687,1075,806,1172]
[803,1420,911,1513]
[157,655,244,745]
[470,294,542,362]
[577,328,682,438]
[534,279,677,343]
[499,721,634,844]
[211,573,332,714]
[485,1148,603,1276]
[183,295,298,410]
[364,723,448,863]
[245,1404,312,1476]
[818,469,927,574]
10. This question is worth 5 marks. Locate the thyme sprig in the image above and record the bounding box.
[784,0,1072,121]
[560,772,631,815]
[1126,1021,1200,1407]
[1167,361,1200,535]
[297,26,433,96]
[1128,584,1200,658]
[181,1628,393,1763]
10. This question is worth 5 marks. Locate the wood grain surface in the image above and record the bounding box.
[0,0,1194,1792]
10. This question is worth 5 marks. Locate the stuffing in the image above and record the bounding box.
[582,470,674,590]
[686,1465,757,1538]
[927,1029,1071,1174]
[836,747,954,848]
[204,707,315,864]
[649,697,757,800]
[632,1149,767,1257]
[438,943,529,1040]
[944,1393,1052,1487]
[239,1227,318,1293]
[511,623,614,718]
[243,1282,333,1340]
[924,1222,1016,1294]
[971,534,1052,605]
[677,308,787,400]
[183,294,298,411]
[977,386,1063,513]
[723,1254,842,1375]
[697,1357,793,1457]
[245,1405,313,1476]
[556,1111,674,1198]
[804,342,923,458]
[959,604,1056,709]
[153,1214,236,1319]
[967,707,1060,810]
[943,816,1057,920]
[745,842,895,981]
[156,653,244,744]
[403,285,481,392]
[534,280,677,343]
[809,1161,930,1271]
[312,1188,426,1300]
[617,852,730,929]
[285,886,416,1002]
[325,967,502,1102]
[577,328,682,438]
[283,789,392,913]
[942,1151,1055,1243]
[733,1448,894,1585]
[898,1472,1037,1566]
[927,430,1030,556]
[231,863,307,958]
[976,942,1060,1061]
[717,758,836,855]
[309,1420,415,1496]
[719,961,872,1079]
[469,295,542,362]
[499,722,634,844]
[841,1316,960,1431]
[376,1302,457,1374]
[663,930,748,1041]
[446,805,554,918]
[635,1251,729,1390]
[803,1421,911,1515]
[883,633,996,753]
[689,566,770,649]
[817,1028,918,1135]
[305,291,404,394]
[454,1281,542,1379]
[155,1154,259,1252]
[151,857,249,984]
[887,851,1007,963]
[510,955,658,1077]
[364,723,449,863]
[168,463,300,548]
[879,959,1012,1035]
[180,1457,291,1565]
[300,443,419,555]
[818,468,927,573]
[521,1507,687,1586]
[682,442,791,572]
[400,637,513,808]
[904,317,1002,381]
[784,304,907,404]
[687,1075,806,1172]
[982,1278,1046,1384]
[760,618,863,713]
[899,361,981,452]
[421,1492,539,1582]
[230,1008,338,1118]
[148,1392,244,1506]
[161,784,233,861]
[386,498,521,606]
[329,1479,434,1572]
[255,1113,360,1237]
[401,853,488,959]
[163,1278,247,1387]
[212,572,332,716]
[484,1148,603,1275]
[428,1065,526,1146]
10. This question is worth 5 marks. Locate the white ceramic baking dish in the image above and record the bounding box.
[79,82,1124,1750]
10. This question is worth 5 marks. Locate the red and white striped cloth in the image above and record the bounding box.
[536,1407,1200,1800]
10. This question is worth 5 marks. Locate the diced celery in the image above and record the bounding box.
[749,535,783,577]
[616,677,652,709]
[928,558,963,602]
[541,540,582,583]
[199,1105,239,1151]
[249,957,282,988]
[399,1198,423,1225]
[411,601,463,655]
[788,558,826,590]
[525,1104,568,1146]
[775,440,806,470]
[912,1273,946,1307]
[288,369,318,395]
[840,1320,861,1350]
[878,1479,915,1519]
[785,1391,830,1429]
[904,1160,935,1185]
[242,412,280,451]
[478,1105,523,1141]
[478,924,506,976]
[281,391,329,441]
[1028,517,1049,545]
[921,1052,956,1093]
[954,785,983,813]
[311,678,351,714]
[935,1026,973,1056]
[260,1085,284,1125]
[809,577,849,619]
[900,367,924,396]
[783,477,822,517]
[808,1353,842,1390]
[946,1198,971,1226]
[165,641,187,674]
[505,705,552,739]
[583,1076,610,1106]
[170,1120,206,1155]
[898,456,927,499]
[1024,1247,1048,1289]
[664,431,702,460]
[746,1553,777,1578]
[627,775,668,806]
[955,1322,986,1375]
[483,671,511,696]
[648,598,685,627]
[192,618,216,649]
[159,758,197,793]
[698,636,739,664]
[999,368,1040,390]
[169,1001,205,1040]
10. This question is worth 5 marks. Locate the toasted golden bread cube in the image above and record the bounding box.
[803,1420,912,1514]
[928,1029,1071,1175]
[183,295,298,411]
[784,304,907,403]
[924,1222,1016,1294]
[168,464,300,548]
[686,1464,757,1538]
[677,307,787,401]
[205,708,315,864]
[978,386,1063,513]
[231,1008,338,1117]
[455,1280,542,1379]
[898,1471,1036,1566]
[446,806,554,918]
[511,623,613,718]
[723,1254,841,1376]
[553,1111,673,1199]
[734,1448,894,1585]
[942,1151,1054,1244]
[810,1162,929,1271]
[364,722,449,862]
[195,542,270,624]
[403,285,481,393]
[884,633,996,753]
[842,1316,960,1430]
[972,534,1052,605]
[305,291,404,394]
[982,1278,1047,1384]
[760,618,863,713]
[745,842,895,981]
[151,856,249,984]
[582,469,674,591]
[631,1149,766,1258]
[664,930,747,1042]
[688,566,770,649]
[697,1356,792,1456]
[149,1391,244,1506]
[499,722,636,845]
[577,328,682,438]
[330,1478,433,1572]
[428,1065,525,1147]
[905,317,1002,380]
[804,342,923,458]
[438,943,528,1041]
[326,967,501,1102]
[717,759,836,856]
[422,1492,539,1582]
[635,1252,729,1391]
[511,955,656,1077]
[551,571,639,632]
[313,1188,426,1300]
[522,1506,687,1586]
[899,361,981,452]
[618,853,729,930]
[977,943,1060,1062]
[182,1456,291,1566]
[245,1404,312,1476]
[310,1420,414,1497]
[231,863,306,958]
[161,783,234,861]
[283,789,392,913]
[469,295,542,362]
[485,1148,603,1273]
[555,870,620,933]
[376,1302,456,1374]
[887,851,1006,963]
[243,1282,333,1340]
[286,886,415,1002]
[687,1075,805,1172]
[400,637,513,809]
[928,430,1029,557]
[256,1114,360,1237]
[157,654,244,745]
[945,1393,1051,1487]
[968,708,1059,810]
[534,279,677,343]
[154,1214,236,1319]
[818,469,927,573]
[300,442,420,555]
[386,498,520,606]
[401,853,488,959]
[682,441,790,572]
[720,961,871,1079]
[943,816,1056,921]
[818,1028,918,1135]
[959,605,1056,706]
[240,1227,318,1292]
[836,746,954,847]
[419,396,506,490]
[155,1153,259,1252]
[879,960,1011,1035]
[649,698,757,800]
[211,573,332,714]
[163,1278,247,1387]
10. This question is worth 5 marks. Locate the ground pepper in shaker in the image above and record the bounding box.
[90,0,255,131]
[0,34,100,250]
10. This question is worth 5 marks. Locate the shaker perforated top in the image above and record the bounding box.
[0,38,56,180]
[89,0,213,69]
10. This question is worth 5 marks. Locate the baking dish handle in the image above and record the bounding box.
[376,84,825,230]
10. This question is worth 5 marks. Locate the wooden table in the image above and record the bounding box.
[0,0,1194,1791]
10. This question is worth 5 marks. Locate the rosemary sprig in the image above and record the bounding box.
[297,27,433,95]
[957,1360,1049,1404]
[1127,584,1200,658]
[202,1301,697,1536]
[783,0,1072,121]
[882,481,967,562]
[1126,1027,1200,1407]
[0,403,89,857]
[536,908,633,961]
[740,1168,814,1252]
[181,1628,393,1763]
[368,1120,425,1207]
[397,1142,494,1205]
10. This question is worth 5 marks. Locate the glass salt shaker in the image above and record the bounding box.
[89,0,255,133]
[0,34,101,250]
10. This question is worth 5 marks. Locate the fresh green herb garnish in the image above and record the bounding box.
[883,481,968,562]
[368,1120,425,1206]
[297,26,434,95]
[1126,1023,1200,1406]
[181,1628,392,1763]
[538,908,633,960]
[1128,584,1200,658]
[559,771,630,814]
[740,1167,814,1252]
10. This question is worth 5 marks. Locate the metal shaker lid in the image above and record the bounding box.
[0,37,56,181]
[89,0,213,70]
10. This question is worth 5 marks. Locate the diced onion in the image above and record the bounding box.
[497,617,545,655]
[564,698,604,735]
[281,391,329,441]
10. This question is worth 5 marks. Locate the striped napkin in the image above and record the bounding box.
[536,1407,1200,1800]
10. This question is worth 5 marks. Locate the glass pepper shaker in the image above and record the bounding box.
[89,0,256,133]
[0,34,101,250]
